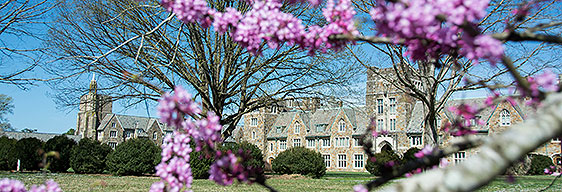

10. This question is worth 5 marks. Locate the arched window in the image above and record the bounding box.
[500,110,511,126]
[153,132,158,140]
[339,120,346,132]
[294,122,300,134]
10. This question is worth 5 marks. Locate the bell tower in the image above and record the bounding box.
[76,74,112,140]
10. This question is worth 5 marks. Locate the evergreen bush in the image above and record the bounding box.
[70,138,112,174]
[271,147,325,178]
[106,138,161,175]
[402,147,421,163]
[527,154,554,175]
[0,136,17,170]
[366,150,401,176]
[14,137,44,171]
[45,135,77,172]
[219,141,265,170]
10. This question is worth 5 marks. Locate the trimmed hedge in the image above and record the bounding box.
[271,147,325,178]
[189,142,264,179]
[106,138,161,175]
[15,138,44,171]
[219,141,265,170]
[70,138,112,174]
[401,147,421,163]
[45,135,77,172]
[0,136,17,170]
[527,154,554,175]
[366,150,401,176]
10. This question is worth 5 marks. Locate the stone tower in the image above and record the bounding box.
[365,67,418,153]
[76,74,113,140]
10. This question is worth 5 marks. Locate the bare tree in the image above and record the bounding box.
[0,0,57,87]
[44,0,362,139]
[349,0,562,145]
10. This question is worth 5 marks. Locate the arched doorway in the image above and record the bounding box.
[377,141,393,152]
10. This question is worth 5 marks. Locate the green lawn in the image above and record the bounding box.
[1,172,561,191]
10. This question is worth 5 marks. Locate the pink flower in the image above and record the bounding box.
[353,184,368,192]
[414,145,433,158]
[0,179,26,192]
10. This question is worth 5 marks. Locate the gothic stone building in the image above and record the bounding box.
[241,67,562,171]
[75,77,174,149]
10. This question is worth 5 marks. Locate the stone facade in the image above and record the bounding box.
[242,67,562,172]
[75,78,173,149]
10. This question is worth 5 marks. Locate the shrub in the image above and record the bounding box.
[106,138,161,175]
[219,141,265,170]
[366,151,401,176]
[527,154,554,175]
[15,138,44,171]
[190,150,214,179]
[0,136,17,170]
[402,147,421,163]
[45,135,77,172]
[271,147,325,178]
[70,138,112,174]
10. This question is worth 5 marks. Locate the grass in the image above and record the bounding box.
[1,171,561,191]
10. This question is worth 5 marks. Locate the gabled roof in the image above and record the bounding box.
[267,112,296,138]
[0,131,81,142]
[97,114,174,132]
[406,102,425,133]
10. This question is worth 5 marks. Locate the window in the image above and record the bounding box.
[111,123,116,128]
[307,139,316,148]
[165,131,173,136]
[295,123,301,134]
[125,131,132,138]
[354,138,361,147]
[252,131,256,139]
[377,99,384,114]
[276,126,282,133]
[322,138,330,147]
[410,136,422,146]
[280,140,287,150]
[153,132,158,140]
[454,152,466,164]
[500,110,511,126]
[338,120,346,132]
[270,142,274,151]
[553,137,561,142]
[316,124,326,132]
[436,116,441,130]
[389,98,396,114]
[293,139,301,147]
[110,131,117,138]
[323,154,331,168]
[389,119,396,131]
[250,118,258,126]
[354,154,364,168]
[377,119,384,131]
[109,142,117,149]
[338,154,347,168]
[335,137,349,147]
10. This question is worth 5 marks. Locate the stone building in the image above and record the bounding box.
[241,67,562,171]
[75,77,174,149]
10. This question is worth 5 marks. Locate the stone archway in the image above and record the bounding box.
[377,141,393,153]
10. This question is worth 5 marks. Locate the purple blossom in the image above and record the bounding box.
[353,184,368,192]
[414,145,433,158]
[149,181,165,192]
[518,70,559,106]
[161,0,211,25]
[0,179,26,192]
[157,86,201,129]
[155,156,194,191]
[459,35,504,65]
[212,8,242,34]
[209,150,247,186]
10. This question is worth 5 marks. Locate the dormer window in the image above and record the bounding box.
[338,120,346,132]
[295,123,301,134]
[500,110,511,126]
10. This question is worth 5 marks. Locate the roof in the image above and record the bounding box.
[266,107,369,139]
[406,102,425,133]
[0,131,81,142]
[98,114,174,132]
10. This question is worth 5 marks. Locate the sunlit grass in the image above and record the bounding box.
[1,172,561,191]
